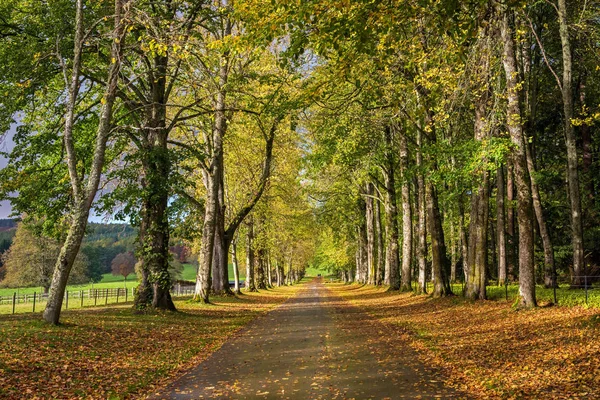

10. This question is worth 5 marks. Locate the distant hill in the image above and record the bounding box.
[84,222,137,243]
[0,219,17,232]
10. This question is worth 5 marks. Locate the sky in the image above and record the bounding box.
[0,120,120,223]
[0,123,16,219]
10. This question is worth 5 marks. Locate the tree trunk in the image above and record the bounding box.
[580,78,594,209]
[450,219,457,283]
[195,168,217,303]
[44,0,126,324]
[245,219,257,292]
[355,220,368,284]
[506,162,516,280]
[211,175,233,296]
[267,257,273,288]
[383,129,400,290]
[496,167,507,285]
[525,141,556,288]
[557,0,585,288]
[256,248,267,290]
[374,197,384,285]
[231,238,241,294]
[465,39,491,301]
[399,133,413,292]
[499,4,536,307]
[427,183,453,297]
[365,183,375,285]
[416,132,427,294]
[465,173,489,300]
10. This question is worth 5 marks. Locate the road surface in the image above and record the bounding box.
[149,279,459,399]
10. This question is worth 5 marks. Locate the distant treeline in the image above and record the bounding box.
[0,220,192,285]
[0,220,138,283]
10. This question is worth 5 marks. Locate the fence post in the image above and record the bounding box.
[66,291,69,309]
[81,290,84,308]
[105,289,108,305]
[125,287,128,302]
[116,288,120,304]
[94,289,97,306]
[33,292,36,313]
[585,275,588,305]
[12,292,16,314]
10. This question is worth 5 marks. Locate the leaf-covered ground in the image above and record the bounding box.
[329,283,600,399]
[0,285,301,399]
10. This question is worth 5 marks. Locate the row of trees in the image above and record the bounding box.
[298,0,599,307]
[1,0,597,324]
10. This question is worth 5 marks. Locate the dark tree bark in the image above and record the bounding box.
[136,143,176,311]
[211,176,232,295]
[382,127,400,290]
[427,183,453,297]
[245,219,257,292]
[525,141,556,288]
[256,247,267,290]
[557,0,585,288]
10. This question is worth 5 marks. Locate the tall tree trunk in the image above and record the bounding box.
[465,36,491,301]
[427,183,452,297]
[245,219,257,292]
[256,247,267,290]
[211,117,277,296]
[458,193,468,283]
[267,257,273,288]
[525,142,556,288]
[211,174,233,296]
[365,183,375,285]
[499,3,536,307]
[450,219,457,283]
[465,174,490,300]
[506,162,516,280]
[195,168,217,303]
[497,167,507,285]
[136,141,175,311]
[558,0,585,287]
[231,237,241,294]
[44,0,126,324]
[374,197,384,285]
[580,78,594,210]
[382,128,400,290]
[416,132,427,294]
[399,133,413,292]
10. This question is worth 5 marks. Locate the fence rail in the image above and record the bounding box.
[1,284,196,315]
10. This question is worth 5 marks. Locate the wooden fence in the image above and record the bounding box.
[1,284,196,314]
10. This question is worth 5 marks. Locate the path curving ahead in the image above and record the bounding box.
[148,279,459,399]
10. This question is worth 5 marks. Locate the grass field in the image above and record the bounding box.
[0,263,257,314]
